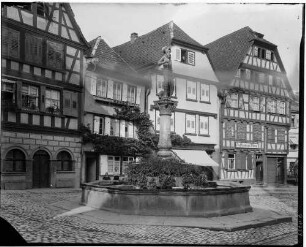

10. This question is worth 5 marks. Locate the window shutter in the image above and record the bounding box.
[187,52,195,65]
[40,86,46,112]
[224,153,228,169]
[128,122,134,138]
[107,80,113,99]
[90,77,96,96]
[247,154,253,170]
[120,120,126,137]
[26,35,42,64]
[175,48,181,61]
[2,27,9,56]
[63,91,71,116]
[16,81,22,108]
[104,117,111,135]
[136,86,141,105]
[122,84,128,102]
[70,92,78,117]
[93,116,99,134]
[9,29,20,58]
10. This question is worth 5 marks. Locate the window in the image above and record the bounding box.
[268,128,275,142]
[261,49,266,59]
[277,129,286,143]
[94,116,104,135]
[122,157,134,174]
[25,34,43,65]
[96,78,107,98]
[245,69,251,80]
[268,75,273,86]
[275,77,282,87]
[267,98,276,113]
[199,116,209,135]
[266,50,271,60]
[3,149,26,172]
[108,156,120,175]
[258,73,265,83]
[253,124,262,142]
[113,82,122,101]
[127,85,136,103]
[176,48,195,65]
[2,80,16,107]
[237,122,247,140]
[226,93,238,108]
[186,80,196,100]
[253,46,258,57]
[2,27,20,58]
[249,96,260,111]
[56,151,73,171]
[228,154,235,170]
[277,101,286,115]
[186,114,196,134]
[225,121,235,139]
[45,89,60,113]
[235,69,241,78]
[110,119,120,136]
[200,83,210,102]
[47,40,64,70]
[22,85,39,110]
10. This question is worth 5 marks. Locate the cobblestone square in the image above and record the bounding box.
[0,185,299,245]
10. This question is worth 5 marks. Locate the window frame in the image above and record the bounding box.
[46,40,64,70]
[96,78,108,98]
[1,26,20,59]
[228,154,235,170]
[113,81,123,101]
[3,149,26,173]
[186,80,197,101]
[21,84,39,111]
[200,83,210,103]
[185,114,196,135]
[45,88,61,114]
[177,48,195,66]
[199,115,209,136]
[56,151,73,172]
[127,85,137,104]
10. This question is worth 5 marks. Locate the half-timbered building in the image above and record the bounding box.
[83,36,149,183]
[1,3,90,189]
[205,26,294,185]
[114,22,220,178]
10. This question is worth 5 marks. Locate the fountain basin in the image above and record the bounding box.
[81,181,252,217]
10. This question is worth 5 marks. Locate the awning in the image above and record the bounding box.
[289,137,298,145]
[172,149,219,167]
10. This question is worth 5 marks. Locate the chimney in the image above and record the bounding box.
[130,32,138,43]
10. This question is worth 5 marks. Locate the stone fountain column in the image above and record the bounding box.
[154,98,177,158]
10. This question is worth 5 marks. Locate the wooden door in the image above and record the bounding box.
[33,150,50,188]
[256,161,263,183]
[277,158,285,184]
[267,157,277,184]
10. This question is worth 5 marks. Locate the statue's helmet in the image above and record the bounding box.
[162,46,171,54]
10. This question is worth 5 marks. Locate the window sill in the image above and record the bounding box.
[2,172,27,175]
[57,170,75,173]
[94,96,138,106]
[198,134,210,137]
[199,101,211,104]
[184,133,197,136]
[186,98,198,102]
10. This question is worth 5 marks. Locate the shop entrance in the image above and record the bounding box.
[33,150,50,188]
[86,153,98,183]
[255,161,263,183]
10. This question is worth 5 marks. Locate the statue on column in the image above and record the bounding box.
[157,46,175,99]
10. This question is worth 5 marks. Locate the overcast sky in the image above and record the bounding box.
[71,3,302,92]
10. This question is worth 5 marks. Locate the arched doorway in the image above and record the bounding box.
[33,150,50,188]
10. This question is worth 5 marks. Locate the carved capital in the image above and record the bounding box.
[153,99,177,115]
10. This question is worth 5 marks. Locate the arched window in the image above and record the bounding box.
[4,149,26,172]
[56,151,73,171]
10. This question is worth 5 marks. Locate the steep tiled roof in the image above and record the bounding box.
[113,21,205,70]
[205,26,256,82]
[88,37,136,74]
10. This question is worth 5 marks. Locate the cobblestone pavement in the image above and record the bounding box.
[0,186,299,245]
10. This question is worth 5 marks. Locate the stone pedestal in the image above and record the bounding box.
[153,98,177,158]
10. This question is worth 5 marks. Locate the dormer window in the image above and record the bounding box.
[175,48,195,66]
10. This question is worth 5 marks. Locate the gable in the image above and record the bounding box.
[3,3,89,48]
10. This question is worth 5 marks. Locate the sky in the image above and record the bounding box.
[71,3,302,92]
